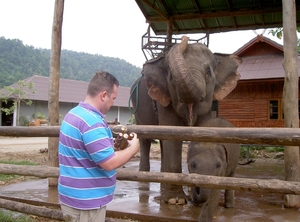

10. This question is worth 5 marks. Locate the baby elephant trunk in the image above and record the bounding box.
[192,186,209,203]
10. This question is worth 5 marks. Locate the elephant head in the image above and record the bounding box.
[143,36,242,126]
[187,142,228,203]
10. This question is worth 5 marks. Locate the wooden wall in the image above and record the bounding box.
[218,79,298,127]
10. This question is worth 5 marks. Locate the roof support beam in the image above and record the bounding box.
[146,7,286,22]
[191,0,207,30]
[225,0,237,28]
[140,0,168,20]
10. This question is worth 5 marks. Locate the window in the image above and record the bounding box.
[211,100,218,117]
[269,99,300,120]
[269,100,279,119]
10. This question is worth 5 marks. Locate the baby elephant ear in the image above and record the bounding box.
[220,144,229,164]
[143,57,171,107]
[213,54,242,101]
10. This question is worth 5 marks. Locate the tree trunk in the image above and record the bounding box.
[48,0,64,186]
[282,0,300,207]
[16,99,20,126]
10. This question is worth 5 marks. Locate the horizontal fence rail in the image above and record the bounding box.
[0,126,300,146]
[0,164,299,195]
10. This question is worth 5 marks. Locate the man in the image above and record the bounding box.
[58,71,139,222]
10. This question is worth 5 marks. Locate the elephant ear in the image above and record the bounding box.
[220,144,229,164]
[213,53,242,101]
[142,56,171,107]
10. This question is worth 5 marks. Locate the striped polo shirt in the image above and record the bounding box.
[58,102,116,210]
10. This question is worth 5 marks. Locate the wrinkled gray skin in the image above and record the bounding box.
[130,36,242,204]
[187,118,240,222]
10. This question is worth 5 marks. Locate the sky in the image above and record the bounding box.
[0,0,284,68]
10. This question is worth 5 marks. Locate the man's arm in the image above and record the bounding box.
[99,133,139,171]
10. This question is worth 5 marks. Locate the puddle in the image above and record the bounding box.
[0,159,299,221]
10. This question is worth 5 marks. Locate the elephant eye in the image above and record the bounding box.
[216,162,221,169]
[191,162,197,169]
[205,68,211,82]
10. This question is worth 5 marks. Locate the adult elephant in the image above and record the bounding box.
[130,36,242,204]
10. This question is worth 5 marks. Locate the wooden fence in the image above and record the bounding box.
[0,125,299,220]
[1,125,300,145]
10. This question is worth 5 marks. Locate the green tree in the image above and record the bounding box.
[0,80,37,126]
[0,36,142,88]
[268,27,300,52]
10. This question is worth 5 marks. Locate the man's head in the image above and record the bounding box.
[86,71,119,114]
[87,71,119,96]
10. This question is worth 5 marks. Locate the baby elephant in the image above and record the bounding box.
[187,118,240,222]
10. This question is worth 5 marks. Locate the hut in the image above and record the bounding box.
[217,34,300,127]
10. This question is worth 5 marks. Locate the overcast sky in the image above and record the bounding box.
[0,0,284,68]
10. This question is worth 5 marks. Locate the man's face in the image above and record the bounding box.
[101,84,118,114]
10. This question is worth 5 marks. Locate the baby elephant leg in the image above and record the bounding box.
[199,189,222,222]
[224,189,235,208]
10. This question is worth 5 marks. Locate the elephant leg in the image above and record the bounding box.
[161,140,182,172]
[199,189,221,222]
[139,138,152,171]
[160,140,186,204]
[224,189,235,208]
[224,172,236,208]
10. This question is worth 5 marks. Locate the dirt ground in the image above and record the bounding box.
[0,136,281,185]
[0,137,285,222]
[0,137,141,221]
[0,137,180,165]
[0,137,188,222]
[0,137,191,165]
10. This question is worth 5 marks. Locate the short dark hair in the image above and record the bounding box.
[87,71,119,97]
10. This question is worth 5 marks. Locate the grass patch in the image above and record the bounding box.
[0,210,32,222]
[0,159,37,165]
[240,145,284,159]
[264,146,284,152]
[240,146,252,159]
[0,161,40,221]
[0,174,19,182]
[0,160,38,183]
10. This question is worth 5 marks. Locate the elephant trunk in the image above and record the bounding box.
[192,187,209,203]
[167,36,205,104]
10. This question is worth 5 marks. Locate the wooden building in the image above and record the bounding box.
[218,35,300,127]
[0,76,132,126]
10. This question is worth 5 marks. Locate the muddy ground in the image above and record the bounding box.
[0,137,142,221]
[0,137,168,164]
[0,136,282,166]
[0,137,289,222]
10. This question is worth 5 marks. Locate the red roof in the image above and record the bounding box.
[234,35,300,80]
[4,75,131,107]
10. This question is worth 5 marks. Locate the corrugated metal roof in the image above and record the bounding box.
[235,35,300,80]
[2,75,130,108]
[238,55,296,80]
[136,0,300,35]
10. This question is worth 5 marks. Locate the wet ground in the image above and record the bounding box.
[0,159,299,221]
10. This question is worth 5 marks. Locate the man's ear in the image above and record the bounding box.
[99,91,107,101]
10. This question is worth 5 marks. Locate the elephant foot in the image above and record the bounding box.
[224,190,235,208]
[224,200,235,208]
[167,197,186,205]
[160,183,187,205]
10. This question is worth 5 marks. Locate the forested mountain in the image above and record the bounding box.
[0,37,142,88]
